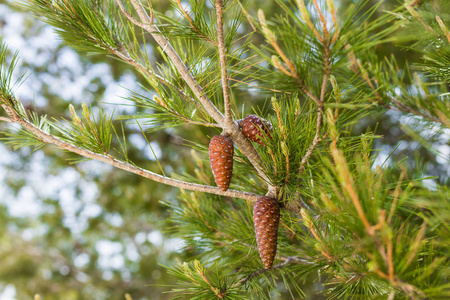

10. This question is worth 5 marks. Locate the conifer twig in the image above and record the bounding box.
[258,9,319,105]
[215,0,233,125]
[119,0,274,189]
[347,45,443,124]
[312,0,328,40]
[331,148,374,235]
[298,47,330,175]
[404,2,438,37]
[235,257,309,287]
[301,208,333,260]
[124,0,224,122]
[436,16,450,44]
[111,49,207,113]
[296,0,324,43]
[0,116,12,123]
[112,5,208,115]
[197,266,224,298]
[326,0,339,44]
[0,102,261,203]
[176,0,218,45]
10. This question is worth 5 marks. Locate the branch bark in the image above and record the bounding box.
[235,256,312,287]
[121,0,273,189]
[0,116,12,123]
[128,0,224,123]
[0,103,260,202]
[298,46,330,175]
[215,0,233,125]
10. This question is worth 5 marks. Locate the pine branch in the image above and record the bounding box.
[235,257,298,287]
[112,4,208,116]
[258,9,319,105]
[119,0,274,192]
[125,0,224,123]
[215,0,233,125]
[298,4,333,176]
[347,45,444,125]
[0,116,12,123]
[0,102,260,202]
[175,0,217,45]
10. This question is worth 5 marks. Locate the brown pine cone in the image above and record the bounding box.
[241,115,272,147]
[253,196,280,269]
[209,135,234,191]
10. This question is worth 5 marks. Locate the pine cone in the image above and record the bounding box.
[241,115,272,147]
[253,196,280,269]
[209,135,234,191]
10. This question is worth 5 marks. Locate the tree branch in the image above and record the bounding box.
[126,0,224,123]
[120,0,274,190]
[298,46,330,175]
[215,0,233,125]
[0,116,12,123]
[176,0,217,45]
[112,4,208,116]
[0,102,260,202]
[348,45,444,125]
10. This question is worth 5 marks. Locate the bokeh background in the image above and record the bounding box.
[0,0,449,299]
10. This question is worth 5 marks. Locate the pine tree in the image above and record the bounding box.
[1,0,449,299]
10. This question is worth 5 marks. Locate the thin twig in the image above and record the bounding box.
[126,0,224,122]
[298,107,323,175]
[269,40,319,104]
[112,6,208,116]
[312,0,328,40]
[198,268,223,298]
[387,232,394,282]
[215,0,233,125]
[236,257,309,287]
[296,0,324,43]
[334,151,374,235]
[115,0,143,27]
[176,0,218,45]
[259,9,319,104]
[436,16,450,44]
[390,97,442,123]
[298,47,330,175]
[326,0,339,44]
[405,3,438,37]
[349,45,443,124]
[301,208,333,260]
[0,116,12,123]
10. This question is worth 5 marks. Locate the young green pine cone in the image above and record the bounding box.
[209,135,234,191]
[241,115,272,147]
[253,196,280,269]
